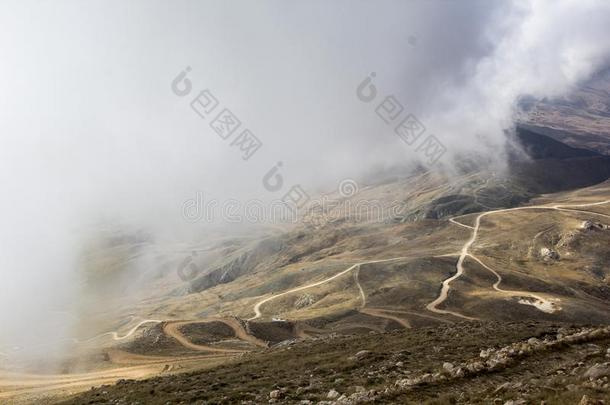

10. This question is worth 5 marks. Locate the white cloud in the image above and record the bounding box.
[1,0,609,360]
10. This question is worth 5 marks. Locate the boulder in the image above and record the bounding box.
[327,389,340,399]
[583,363,610,379]
[581,220,608,231]
[354,350,371,360]
[540,247,560,261]
[269,390,283,399]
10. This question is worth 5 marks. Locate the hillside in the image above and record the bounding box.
[3,131,610,404]
[520,67,610,155]
[63,321,610,404]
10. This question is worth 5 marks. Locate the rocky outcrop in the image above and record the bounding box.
[583,363,610,379]
[341,326,610,404]
[187,237,285,293]
[540,247,560,261]
[295,294,316,309]
[582,220,609,231]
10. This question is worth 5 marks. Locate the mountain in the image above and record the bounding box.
[520,67,610,154]
[5,131,610,404]
[512,127,600,159]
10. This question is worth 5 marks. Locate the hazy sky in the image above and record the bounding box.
[1,0,609,355]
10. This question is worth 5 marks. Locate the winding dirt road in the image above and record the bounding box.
[74,319,163,344]
[353,266,412,328]
[163,318,267,352]
[0,353,231,402]
[359,308,411,328]
[250,197,610,323]
[428,198,610,318]
[465,254,558,312]
[1,318,252,401]
[248,257,408,320]
[4,193,609,403]
[163,322,244,353]
[0,366,162,401]
[0,318,245,401]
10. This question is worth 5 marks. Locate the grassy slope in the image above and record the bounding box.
[61,321,610,404]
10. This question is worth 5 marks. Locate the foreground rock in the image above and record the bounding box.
[60,322,610,405]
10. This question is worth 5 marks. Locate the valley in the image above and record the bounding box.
[2,129,610,404]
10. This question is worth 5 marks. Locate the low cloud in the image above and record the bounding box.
[1,0,609,362]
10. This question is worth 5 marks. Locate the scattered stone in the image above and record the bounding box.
[327,389,340,399]
[295,294,316,309]
[494,382,510,393]
[465,361,485,373]
[540,247,560,261]
[581,220,608,231]
[453,367,466,378]
[388,326,610,400]
[578,394,601,405]
[269,390,283,399]
[583,363,610,380]
[355,350,371,360]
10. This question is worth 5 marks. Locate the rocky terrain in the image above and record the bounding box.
[3,129,610,404]
[62,321,610,404]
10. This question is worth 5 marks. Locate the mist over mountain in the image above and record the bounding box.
[2,2,610,403]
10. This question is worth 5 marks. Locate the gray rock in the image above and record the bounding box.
[355,350,371,360]
[451,367,465,378]
[327,389,340,399]
[494,382,510,393]
[584,363,610,379]
[540,247,560,261]
[269,390,283,399]
[581,220,608,231]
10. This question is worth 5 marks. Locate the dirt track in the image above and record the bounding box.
[3,195,609,403]
[163,318,267,352]
[0,320,233,402]
[427,198,610,319]
[74,319,162,344]
[250,197,610,323]
[249,257,408,320]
